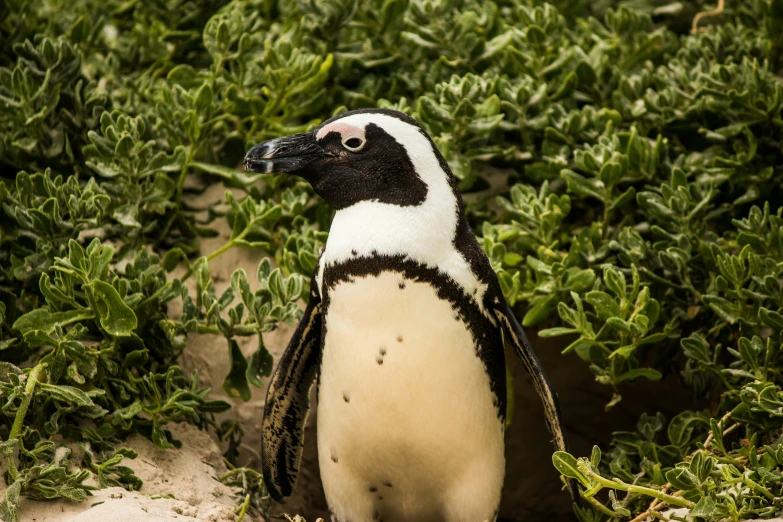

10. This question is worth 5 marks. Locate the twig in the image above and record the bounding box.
[722,422,740,438]
[629,485,672,522]
[692,0,725,34]
[629,490,684,522]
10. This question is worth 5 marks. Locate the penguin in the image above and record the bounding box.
[244,108,576,522]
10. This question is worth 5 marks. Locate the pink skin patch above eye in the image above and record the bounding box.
[315,122,365,142]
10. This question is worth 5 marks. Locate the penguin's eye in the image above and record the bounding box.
[342,136,365,151]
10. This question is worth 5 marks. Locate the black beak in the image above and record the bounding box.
[244,132,324,174]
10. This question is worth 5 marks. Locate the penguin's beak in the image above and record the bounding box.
[244,132,324,174]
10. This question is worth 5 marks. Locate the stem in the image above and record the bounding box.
[160,146,196,240]
[584,468,695,509]
[691,0,725,34]
[235,493,251,522]
[638,267,688,291]
[205,241,236,263]
[197,324,257,336]
[583,493,617,517]
[175,146,196,207]
[629,485,673,522]
[743,475,775,501]
[714,455,746,467]
[219,467,260,483]
[722,422,740,438]
[9,363,46,442]
[602,203,613,241]
[180,241,235,282]
[138,280,180,309]
[180,225,250,282]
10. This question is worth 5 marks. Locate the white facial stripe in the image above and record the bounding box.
[315,113,490,317]
[316,122,365,141]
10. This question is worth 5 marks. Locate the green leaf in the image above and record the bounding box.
[525,25,546,46]
[606,317,631,333]
[57,487,89,502]
[87,281,138,336]
[552,451,589,487]
[0,480,21,522]
[38,383,94,407]
[759,307,783,329]
[190,162,265,185]
[13,308,92,334]
[668,411,706,447]
[523,295,558,326]
[561,170,605,202]
[538,327,578,337]
[222,339,251,401]
[167,64,201,88]
[246,341,274,388]
[690,496,716,517]
[590,445,601,468]
[665,467,699,491]
[162,248,188,273]
[615,368,662,383]
[194,83,213,114]
[151,422,174,449]
[586,291,620,320]
[604,267,627,298]
[380,0,409,32]
[418,96,453,122]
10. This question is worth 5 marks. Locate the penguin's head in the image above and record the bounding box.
[244,109,456,210]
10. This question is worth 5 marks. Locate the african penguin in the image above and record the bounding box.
[244,109,576,522]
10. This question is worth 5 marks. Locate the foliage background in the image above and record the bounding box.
[3,0,783,520]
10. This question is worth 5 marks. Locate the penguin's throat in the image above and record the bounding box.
[317,195,492,320]
[323,198,458,265]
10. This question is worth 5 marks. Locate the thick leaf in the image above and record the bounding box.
[690,496,716,517]
[246,340,274,388]
[87,281,137,336]
[13,308,92,334]
[586,291,620,320]
[615,368,662,383]
[552,452,589,487]
[665,467,699,491]
[38,383,94,407]
[151,421,174,450]
[222,339,251,401]
[0,480,22,522]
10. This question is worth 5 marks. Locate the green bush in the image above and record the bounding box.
[3,0,783,520]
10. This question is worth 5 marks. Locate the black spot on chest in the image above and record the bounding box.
[319,255,507,421]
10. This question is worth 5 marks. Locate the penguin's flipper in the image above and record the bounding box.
[492,297,581,505]
[261,278,322,503]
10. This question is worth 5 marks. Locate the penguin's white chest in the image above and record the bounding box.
[317,270,504,522]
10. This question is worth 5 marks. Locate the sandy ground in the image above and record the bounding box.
[13,422,243,522]
[6,180,710,521]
